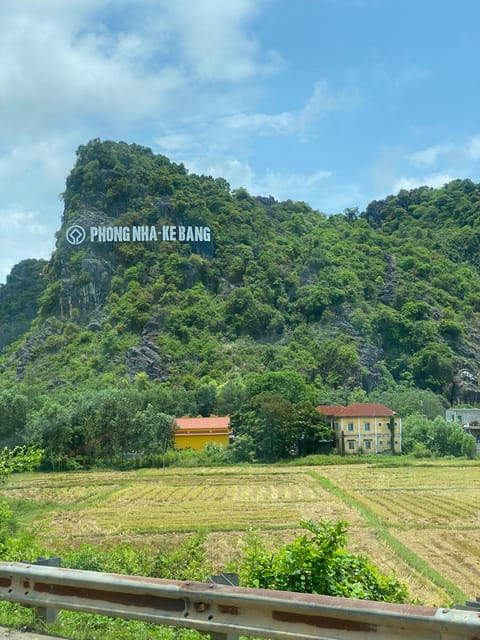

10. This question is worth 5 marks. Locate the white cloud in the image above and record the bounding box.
[0,135,81,282]
[155,0,281,82]
[406,144,451,168]
[0,6,187,144]
[221,81,357,138]
[0,137,75,208]
[185,157,332,200]
[393,173,454,193]
[190,158,256,190]
[0,1,284,146]
[467,135,480,160]
[0,210,47,235]
[406,135,480,170]
[154,79,359,166]
[0,1,278,143]
[382,134,480,200]
[261,168,333,197]
[0,208,53,283]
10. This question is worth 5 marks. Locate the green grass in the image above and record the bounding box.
[0,603,205,640]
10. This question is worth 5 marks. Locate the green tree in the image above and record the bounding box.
[230,433,256,462]
[410,343,454,391]
[130,406,175,467]
[194,381,217,417]
[216,378,247,415]
[402,414,476,458]
[246,369,314,404]
[231,394,332,461]
[0,390,28,443]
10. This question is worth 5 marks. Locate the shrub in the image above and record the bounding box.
[240,519,408,603]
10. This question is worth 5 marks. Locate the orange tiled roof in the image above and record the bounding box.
[175,416,231,432]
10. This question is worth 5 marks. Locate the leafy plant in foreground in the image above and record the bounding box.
[0,446,43,482]
[240,519,408,603]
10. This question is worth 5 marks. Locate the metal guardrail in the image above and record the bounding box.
[458,596,480,612]
[0,561,479,640]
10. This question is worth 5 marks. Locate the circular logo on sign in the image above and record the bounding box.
[66,225,86,246]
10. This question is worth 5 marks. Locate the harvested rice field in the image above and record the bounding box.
[1,461,480,607]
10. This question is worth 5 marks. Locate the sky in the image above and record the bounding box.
[2,0,480,283]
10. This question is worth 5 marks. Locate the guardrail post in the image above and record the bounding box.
[207,574,239,640]
[32,557,61,624]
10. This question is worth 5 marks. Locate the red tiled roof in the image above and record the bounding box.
[175,416,231,432]
[316,403,396,417]
[316,405,346,416]
[336,403,396,417]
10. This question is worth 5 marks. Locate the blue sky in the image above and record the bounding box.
[1,0,480,282]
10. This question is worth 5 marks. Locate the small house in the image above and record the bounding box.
[174,416,232,451]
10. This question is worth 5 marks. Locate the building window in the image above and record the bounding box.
[364,422,370,431]
[334,422,339,431]
[347,423,354,432]
[348,440,355,450]
[364,440,372,450]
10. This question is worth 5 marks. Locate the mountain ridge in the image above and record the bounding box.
[2,140,480,451]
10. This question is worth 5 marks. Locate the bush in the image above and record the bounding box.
[403,415,477,458]
[239,519,408,603]
[411,442,432,458]
[64,531,211,582]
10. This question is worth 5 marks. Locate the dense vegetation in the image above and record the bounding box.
[1,139,480,463]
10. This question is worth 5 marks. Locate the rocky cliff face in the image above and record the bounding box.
[0,259,47,351]
[57,254,116,321]
[47,207,120,322]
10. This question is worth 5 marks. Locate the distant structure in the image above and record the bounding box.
[174,416,232,451]
[446,407,480,453]
[317,403,401,455]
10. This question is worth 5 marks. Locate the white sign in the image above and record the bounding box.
[66,224,212,246]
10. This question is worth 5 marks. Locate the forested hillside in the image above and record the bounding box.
[1,139,480,464]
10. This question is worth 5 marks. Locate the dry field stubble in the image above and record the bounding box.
[0,466,362,538]
[40,468,363,537]
[2,464,479,606]
[320,464,480,603]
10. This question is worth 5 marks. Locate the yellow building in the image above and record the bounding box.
[317,403,402,454]
[174,416,232,451]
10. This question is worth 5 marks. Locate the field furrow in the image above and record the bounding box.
[394,529,480,599]
[357,490,480,526]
